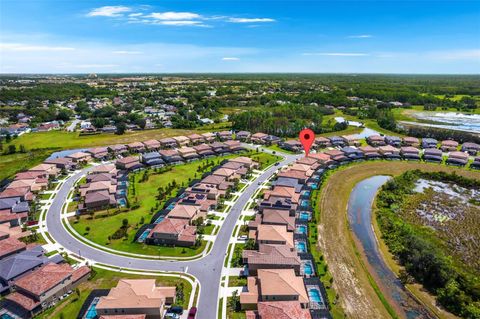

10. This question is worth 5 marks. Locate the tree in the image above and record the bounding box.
[122,218,129,228]
[230,290,240,311]
[115,122,127,135]
[7,144,16,154]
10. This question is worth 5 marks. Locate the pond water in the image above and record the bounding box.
[47,148,87,160]
[348,175,435,319]
[406,112,480,133]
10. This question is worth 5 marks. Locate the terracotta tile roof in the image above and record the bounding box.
[201,132,215,138]
[72,266,91,282]
[400,146,419,154]
[14,263,76,296]
[403,136,420,144]
[256,225,293,246]
[67,151,91,159]
[277,170,308,182]
[188,133,204,140]
[5,292,40,311]
[117,156,140,165]
[449,151,468,160]
[441,140,459,147]
[96,279,175,311]
[173,135,190,142]
[257,269,309,303]
[213,168,236,178]
[262,209,296,231]
[308,152,331,163]
[142,139,160,148]
[127,142,145,149]
[252,132,268,139]
[368,135,385,141]
[0,237,26,258]
[193,143,212,152]
[150,218,196,243]
[257,301,312,319]
[243,244,301,266]
[240,276,259,305]
[15,171,47,180]
[201,175,227,185]
[167,204,200,219]
[229,156,254,165]
[264,187,299,204]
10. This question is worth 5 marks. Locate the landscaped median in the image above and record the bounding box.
[315,161,480,319]
[63,150,281,260]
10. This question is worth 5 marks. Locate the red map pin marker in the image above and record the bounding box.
[299,128,315,156]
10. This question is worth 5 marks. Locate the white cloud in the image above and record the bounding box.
[222,57,240,61]
[347,34,373,39]
[113,50,143,55]
[129,13,143,17]
[427,49,480,60]
[148,11,201,20]
[87,6,131,17]
[153,20,207,26]
[228,18,275,23]
[303,52,369,56]
[0,43,75,51]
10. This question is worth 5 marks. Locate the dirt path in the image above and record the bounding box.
[317,161,480,319]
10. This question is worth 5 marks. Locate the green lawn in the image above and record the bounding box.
[228,276,247,287]
[71,151,280,256]
[264,144,298,155]
[226,297,246,319]
[36,267,192,319]
[202,223,216,235]
[0,149,53,182]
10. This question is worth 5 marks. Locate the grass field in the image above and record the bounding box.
[316,161,480,319]
[36,267,192,319]
[71,151,280,257]
[0,149,54,182]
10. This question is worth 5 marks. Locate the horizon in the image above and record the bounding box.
[1,0,479,74]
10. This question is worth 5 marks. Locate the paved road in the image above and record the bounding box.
[46,152,299,319]
[66,119,80,132]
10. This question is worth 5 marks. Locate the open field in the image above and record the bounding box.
[71,151,280,256]
[0,149,55,183]
[36,267,192,319]
[316,161,480,319]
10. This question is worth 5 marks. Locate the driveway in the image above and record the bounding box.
[45,152,300,319]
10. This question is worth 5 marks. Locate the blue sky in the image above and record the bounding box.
[1,1,479,73]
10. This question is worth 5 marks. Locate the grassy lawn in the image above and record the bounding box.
[0,149,53,182]
[9,123,231,152]
[264,144,297,155]
[71,151,280,256]
[67,201,78,213]
[38,193,52,201]
[36,267,192,319]
[202,223,216,235]
[245,152,282,169]
[316,161,480,319]
[228,276,247,287]
[226,297,246,319]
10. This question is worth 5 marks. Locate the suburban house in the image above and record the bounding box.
[224,140,245,152]
[159,137,177,149]
[91,164,117,175]
[66,151,92,164]
[186,183,221,200]
[447,151,468,166]
[177,147,199,161]
[187,133,205,145]
[313,137,331,149]
[141,152,165,167]
[441,140,459,152]
[193,143,215,157]
[251,133,269,144]
[359,145,381,159]
[276,170,309,185]
[263,186,300,205]
[471,157,480,169]
[236,131,251,141]
[246,301,312,319]
[142,139,161,151]
[384,135,402,147]
[116,156,143,171]
[341,135,361,147]
[108,144,128,155]
[218,130,233,141]
[242,244,301,276]
[421,138,438,149]
[178,193,217,213]
[159,149,183,164]
[403,137,420,147]
[173,135,190,147]
[327,136,345,147]
[5,264,90,318]
[240,269,309,310]
[210,141,230,154]
[167,204,204,222]
[229,157,258,170]
[148,218,196,247]
[265,135,281,145]
[86,147,109,160]
[95,279,176,319]
[324,149,348,162]
[43,157,75,170]
[423,148,443,162]
[29,163,59,178]
[83,191,116,210]
[249,209,296,232]
[400,146,421,160]
[254,225,294,247]
[462,142,480,155]
[0,237,27,260]
[127,141,146,153]
[367,135,386,147]
[341,146,364,160]
[308,153,333,166]
[201,132,216,143]
[0,187,35,202]
[280,140,302,152]
[378,145,401,159]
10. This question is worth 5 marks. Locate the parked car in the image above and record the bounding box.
[168,306,184,315]
[164,313,179,319]
[188,307,197,319]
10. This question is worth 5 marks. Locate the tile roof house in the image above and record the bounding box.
[7,178,47,193]
[308,153,333,166]
[341,146,364,160]
[5,263,90,317]
[108,144,129,155]
[177,147,199,161]
[254,225,294,247]
[187,133,205,145]
[384,136,402,147]
[280,140,302,152]
[251,133,269,144]
[276,170,309,184]
[229,157,258,169]
[249,209,296,232]
[403,136,420,147]
[173,135,190,146]
[0,197,30,215]
[421,138,438,149]
[327,136,345,147]
[66,151,92,163]
[116,156,143,171]
[263,187,300,205]
[213,168,239,181]
[243,244,301,276]
[84,191,117,210]
[0,237,27,260]
[142,139,161,150]
[314,137,331,148]
[201,132,216,143]
[240,269,309,310]
[210,141,230,154]
[167,204,203,222]
[159,149,183,164]
[341,135,361,147]
[441,140,459,152]
[29,163,60,178]
[96,279,175,318]
[91,164,117,175]
[141,152,165,167]
[193,143,215,157]
[0,187,34,201]
[447,151,468,166]
[148,218,196,247]
[378,145,401,159]
[236,131,251,141]
[423,148,443,162]
[224,140,245,152]
[79,181,117,197]
[367,135,386,147]
[218,130,233,141]
[159,137,177,149]
[324,149,348,162]
[400,146,421,160]
[86,147,109,159]
[462,142,480,155]
[359,145,381,159]
[127,141,146,153]
[246,301,312,319]
[43,157,75,170]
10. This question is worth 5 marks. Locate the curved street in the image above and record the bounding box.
[45,151,300,319]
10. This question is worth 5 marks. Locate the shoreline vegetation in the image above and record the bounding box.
[315,161,480,319]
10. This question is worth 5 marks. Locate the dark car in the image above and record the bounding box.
[168,306,184,315]
[188,307,197,319]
